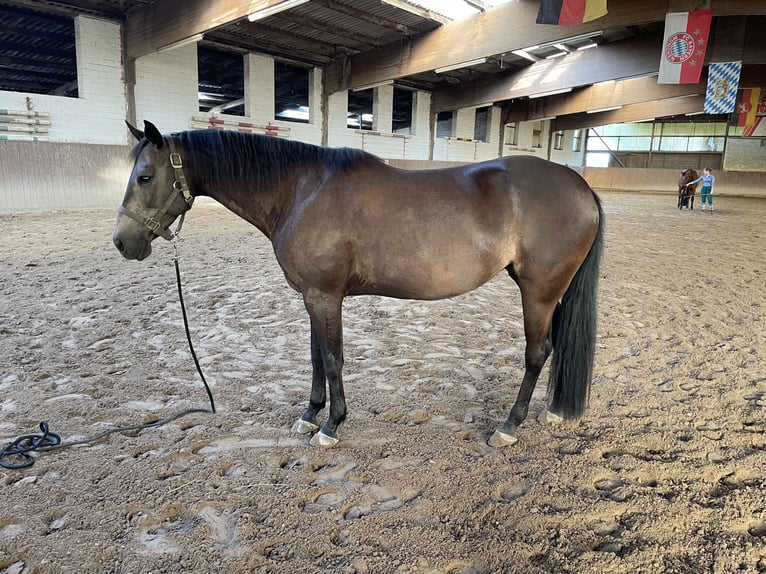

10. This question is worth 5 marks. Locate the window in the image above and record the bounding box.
[0,6,77,97]
[572,129,583,152]
[553,130,564,150]
[347,88,373,130]
[393,87,414,134]
[505,122,518,146]
[274,61,310,123]
[474,106,491,142]
[198,45,245,116]
[532,121,543,148]
[436,111,454,138]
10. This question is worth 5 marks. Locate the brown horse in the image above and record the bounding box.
[114,121,604,448]
[678,168,698,210]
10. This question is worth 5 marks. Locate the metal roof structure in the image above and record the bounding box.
[1,0,766,129]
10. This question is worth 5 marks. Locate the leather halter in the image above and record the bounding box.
[118,138,194,241]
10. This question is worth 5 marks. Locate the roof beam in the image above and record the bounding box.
[378,0,451,24]
[504,75,706,123]
[553,95,706,131]
[433,31,664,112]
[311,0,414,36]
[324,0,766,94]
[126,0,281,60]
[435,14,766,113]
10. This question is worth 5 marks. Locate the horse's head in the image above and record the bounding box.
[113,121,193,260]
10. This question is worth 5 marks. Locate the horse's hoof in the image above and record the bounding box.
[487,430,518,448]
[292,418,319,435]
[309,431,339,447]
[537,409,564,424]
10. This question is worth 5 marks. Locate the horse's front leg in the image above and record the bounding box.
[301,289,346,447]
[292,323,326,435]
[690,195,694,210]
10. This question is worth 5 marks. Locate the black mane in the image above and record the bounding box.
[174,129,380,193]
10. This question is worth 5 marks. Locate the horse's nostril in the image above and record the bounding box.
[114,237,125,252]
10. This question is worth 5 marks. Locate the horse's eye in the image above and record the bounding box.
[137,175,153,184]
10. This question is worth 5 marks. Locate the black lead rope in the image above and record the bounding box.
[0,231,216,470]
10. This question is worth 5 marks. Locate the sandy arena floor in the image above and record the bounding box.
[1,190,765,574]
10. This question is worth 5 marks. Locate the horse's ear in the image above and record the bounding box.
[126,121,144,141]
[143,121,164,149]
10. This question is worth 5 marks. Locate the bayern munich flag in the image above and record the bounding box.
[658,10,713,84]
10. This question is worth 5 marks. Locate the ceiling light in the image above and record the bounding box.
[511,49,540,62]
[352,80,394,92]
[529,88,572,99]
[435,58,488,73]
[587,105,624,114]
[248,0,309,22]
[157,34,204,52]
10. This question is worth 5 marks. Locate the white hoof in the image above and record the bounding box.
[309,431,339,447]
[537,409,564,425]
[292,418,319,435]
[487,430,518,448]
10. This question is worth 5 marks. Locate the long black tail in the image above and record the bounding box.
[548,193,604,418]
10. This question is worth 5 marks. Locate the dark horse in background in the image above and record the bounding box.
[678,168,699,210]
[113,121,604,448]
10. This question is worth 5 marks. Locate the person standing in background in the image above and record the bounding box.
[689,168,715,213]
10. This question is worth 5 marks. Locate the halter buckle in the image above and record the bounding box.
[169,152,183,169]
[145,217,161,231]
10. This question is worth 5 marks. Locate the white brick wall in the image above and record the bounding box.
[327,87,431,160]
[133,44,199,134]
[0,16,125,144]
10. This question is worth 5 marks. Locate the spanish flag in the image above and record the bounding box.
[536,0,608,25]
[729,88,762,127]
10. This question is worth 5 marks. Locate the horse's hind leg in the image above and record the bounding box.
[488,295,556,447]
[292,323,326,435]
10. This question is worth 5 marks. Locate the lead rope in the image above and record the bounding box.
[0,221,216,470]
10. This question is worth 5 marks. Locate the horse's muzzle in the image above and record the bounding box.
[113,230,152,260]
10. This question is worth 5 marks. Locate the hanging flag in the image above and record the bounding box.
[657,10,713,84]
[536,0,608,26]
[743,92,766,136]
[704,61,741,114]
[729,88,762,127]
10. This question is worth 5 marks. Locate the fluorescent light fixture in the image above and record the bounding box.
[587,105,624,114]
[435,58,488,74]
[545,51,568,59]
[248,0,309,22]
[577,42,598,50]
[554,43,572,53]
[511,49,540,62]
[529,88,572,99]
[158,33,204,52]
[352,80,394,92]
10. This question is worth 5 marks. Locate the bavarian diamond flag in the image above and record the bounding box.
[704,62,742,114]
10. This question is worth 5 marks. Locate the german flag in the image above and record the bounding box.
[730,88,762,127]
[536,0,608,25]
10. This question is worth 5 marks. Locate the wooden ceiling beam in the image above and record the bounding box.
[324,0,766,94]
[552,95,706,131]
[125,0,281,60]
[312,0,414,36]
[435,16,766,114]
[504,75,706,123]
[433,32,664,113]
